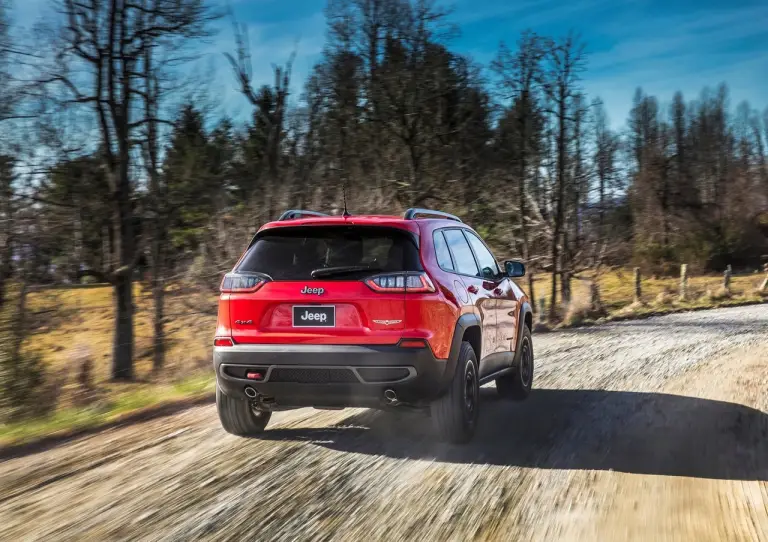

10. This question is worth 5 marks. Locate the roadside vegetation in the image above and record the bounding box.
[2,267,766,448]
[0,284,216,448]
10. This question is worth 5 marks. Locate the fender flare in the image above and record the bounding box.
[513,301,533,365]
[443,313,481,382]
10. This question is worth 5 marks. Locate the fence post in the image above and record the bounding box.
[723,264,732,292]
[633,267,642,304]
[590,280,602,311]
[680,264,688,301]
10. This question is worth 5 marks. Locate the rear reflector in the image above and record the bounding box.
[214,337,234,347]
[398,339,428,349]
[246,371,264,380]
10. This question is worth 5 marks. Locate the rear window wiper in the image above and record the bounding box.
[310,266,383,278]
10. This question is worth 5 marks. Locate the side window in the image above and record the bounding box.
[465,231,501,280]
[433,231,454,271]
[443,229,480,276]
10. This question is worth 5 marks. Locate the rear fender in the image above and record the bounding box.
[513,301,533,367]
[438,314,481,393]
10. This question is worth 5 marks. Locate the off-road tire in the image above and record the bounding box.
[430,341,480,444]
[496,325,533,401]
[216,385,271,436]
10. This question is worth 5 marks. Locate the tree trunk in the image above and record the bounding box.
[0,161,12,310]
[145,45,165,373]
[152,265,165,371]
[0,228,11,310]
[519,93,534,311]
[527,274,536,314]
[112,145,135,381]
[150,218,165,372]
[550,85,568,320]
[549,244,558,322]
[561,231,571,304]
[113,272,134,380]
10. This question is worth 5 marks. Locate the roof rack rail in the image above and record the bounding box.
[277,210,329,221]
[403,208,462,223]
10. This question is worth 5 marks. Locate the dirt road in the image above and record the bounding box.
[2,305,768,541]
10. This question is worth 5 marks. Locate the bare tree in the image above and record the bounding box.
[541,33,586,320]
[226,17,294,221]
[0,155,13,309]
[592,100,617,236]
[492,30,546,306]
[48,0,214,380]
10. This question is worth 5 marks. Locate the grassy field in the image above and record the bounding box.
[1,268,766,448]
[1,284,218,448]
[531,269,767,321]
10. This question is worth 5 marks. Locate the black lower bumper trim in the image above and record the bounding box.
[214,344,450,407]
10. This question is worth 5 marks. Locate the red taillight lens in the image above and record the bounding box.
[214,337,234,347]
[365,272,435,293]
[220,272,267,293]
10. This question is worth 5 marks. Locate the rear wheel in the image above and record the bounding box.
[497,326,533,401]
[216,385,272,436]
[430,341,479,444]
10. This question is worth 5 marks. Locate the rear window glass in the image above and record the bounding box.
[433,231,454,271]
[237,226,421,280]
[443,229,479,276]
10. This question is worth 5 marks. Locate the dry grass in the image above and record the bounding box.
[23,284,216,387]
[532,269,768,328]
[533,269,764,311]
[1,284,217,447]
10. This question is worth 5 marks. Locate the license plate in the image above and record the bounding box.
[292,305,336,327]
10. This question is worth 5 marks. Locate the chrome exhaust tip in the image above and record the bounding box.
[244,386,258,399]
[384,389,398,405]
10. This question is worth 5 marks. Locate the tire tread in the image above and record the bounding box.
[431,341,478,444]
[216,386,271,436]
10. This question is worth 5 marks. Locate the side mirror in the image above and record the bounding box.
[504,260,526,278]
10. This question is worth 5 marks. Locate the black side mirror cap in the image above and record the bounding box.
[504,260,525,278]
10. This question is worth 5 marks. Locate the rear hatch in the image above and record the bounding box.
[224,225,423,345]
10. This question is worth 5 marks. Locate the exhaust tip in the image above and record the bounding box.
[384,389,398,404]
[244,386,258,399]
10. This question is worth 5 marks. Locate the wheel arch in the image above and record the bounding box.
[516,301,533,353]
[441,313,482,393]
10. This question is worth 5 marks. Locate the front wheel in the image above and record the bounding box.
[216,385,272,436]
[497,326,534,401]
[430,341,480,444]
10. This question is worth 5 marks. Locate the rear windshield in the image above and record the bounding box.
[236,226,421,280]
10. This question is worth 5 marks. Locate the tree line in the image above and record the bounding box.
[1,0,767,383]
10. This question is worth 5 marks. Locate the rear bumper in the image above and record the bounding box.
[213,344,450,408]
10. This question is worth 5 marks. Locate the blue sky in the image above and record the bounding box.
[12,0,768,128]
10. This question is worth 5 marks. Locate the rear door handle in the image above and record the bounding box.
[467,285,479,294]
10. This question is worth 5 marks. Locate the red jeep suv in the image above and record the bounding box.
[213,208,533,443]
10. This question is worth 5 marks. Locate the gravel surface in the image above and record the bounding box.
[2,305,768,541]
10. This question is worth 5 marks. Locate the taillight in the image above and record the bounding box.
[214,337,234,347]
[365,272,436,293]
[220,272,268,293]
